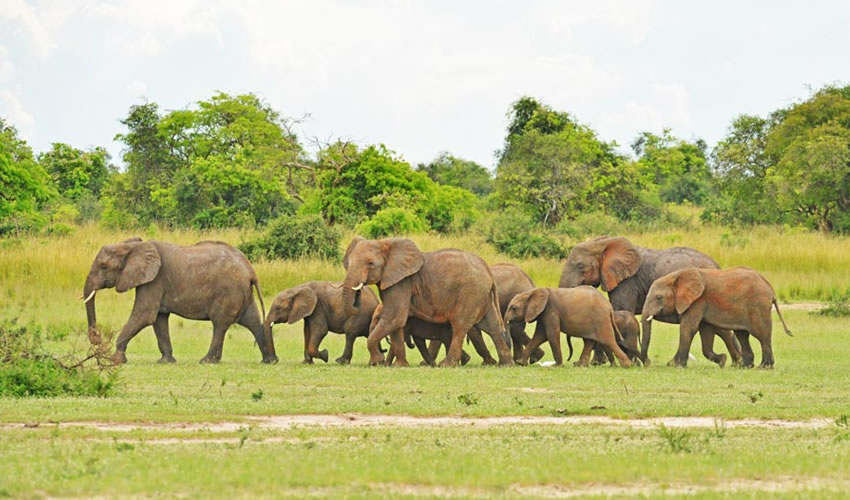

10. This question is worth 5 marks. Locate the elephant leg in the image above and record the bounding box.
[541,314,563,366]
[426,339,441,364]
[238,302,277,364]
[302,323,314,364]
[602,339,632,368]
[474,302,513,366]
[389,327,408,367]
[112,313,155,364]
[574,339,596,367]
[590,345,608,366]
[413,335,434,366]
[467,327,497,366]
[604,347,615,367]
[735,330,755,368]
[516,321,548,366]
[753,326,775,369]
[717,328,742,366]
[698,322,726,367]
[307,326,330,363]
[152,313,175,364]
[336,332,358,365]
[510,322,543,363]
[200,320,232,364]
[669,316,700,367]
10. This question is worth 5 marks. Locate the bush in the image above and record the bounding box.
[556,212,623,239]
[814,294,850,318]
[0,320,117,398]
[486,209,566,259]
[357,207,427,238]
[239,214,341,261]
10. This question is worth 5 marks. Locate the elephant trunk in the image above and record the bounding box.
[343,270,366,316]
[640,305,654,366]
[263,316,276,361]
[83,277,102,345]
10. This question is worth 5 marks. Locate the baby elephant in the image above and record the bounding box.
[506,286,633,368]
[372,303,490,366]
[642,267,792,368]
[590,311,642,365]
[265,281,378,364]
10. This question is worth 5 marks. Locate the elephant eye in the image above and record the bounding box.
[576,263,584,269]
[367,261,376,268]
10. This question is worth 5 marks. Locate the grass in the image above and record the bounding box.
[3,223,850,496]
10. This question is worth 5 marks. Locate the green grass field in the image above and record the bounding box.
[2,224,850,498]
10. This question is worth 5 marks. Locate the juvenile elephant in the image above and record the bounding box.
[425,262,544,364]
[82,238,276,364]
[540,309,641,366]
[642,267,792,368]
[559,236,740,367]
[506,286,634,368]
[373,303,481,366]
[264,281,378,364]
[343,236,512,367]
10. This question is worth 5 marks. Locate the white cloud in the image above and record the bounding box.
[0,0,58,56]
[0,45,13,82]
[0,90,35,139]
[126,80,147,97]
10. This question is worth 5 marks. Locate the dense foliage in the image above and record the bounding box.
[239,214,341,261]
[0,119,54,234]
[417,152,494,196]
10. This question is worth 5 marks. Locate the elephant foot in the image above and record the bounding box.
[368,355,386,366]
[515,358,529,367]
[642,357,652,367]
[460,351,471,366]
[315,349,329,363]
[335,356,351,365]
[420,360,434,367]
[302,358,314,364]
[157,355,176,364]
[438,358,460,368]
[481,357,498,366]
[667,357,688,368]
[110,351,127,365]
[262,355,279,365]
[759,360,774,369]
[573,361,589,368]
[392,360,409,367]
[199,355,221,364]
[529,348,545,364]
[498,358,515,367]
[716,353,727,368]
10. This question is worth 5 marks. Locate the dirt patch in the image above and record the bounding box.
[780,302,824,311]
[3,414,834,433]
[508,387,555,393]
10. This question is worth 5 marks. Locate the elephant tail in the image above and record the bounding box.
[610,309,625,344]
[773,299,793,336]
[404,331,415,349]
[252,278,266,322]
[489,283,510,348]
[566,335,574,361]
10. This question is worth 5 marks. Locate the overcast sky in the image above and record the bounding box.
[1,0,849,169]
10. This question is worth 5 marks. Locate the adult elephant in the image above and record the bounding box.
[426,262,544,364]
[342,236,512,367]
[559,236,740,366]
[82,237,277,365]
[264,281,379,364]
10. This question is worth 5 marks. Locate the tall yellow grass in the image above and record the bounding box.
[1,223,847,331]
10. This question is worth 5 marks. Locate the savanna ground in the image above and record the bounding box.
[2,222,850,498]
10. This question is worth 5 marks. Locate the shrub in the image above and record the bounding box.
[486,209,566,259]
[239,214,341,261]
[814,294,850,318]
[357,208,427,238]
[556,212,623,239]
[0,320,117,398]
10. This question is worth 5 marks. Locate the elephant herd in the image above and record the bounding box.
[82,235,791,369]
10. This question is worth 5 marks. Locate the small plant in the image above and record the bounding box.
[836,415,849,428]
[239,214,341,261]
[743,391,764,404]
[657,424,692,453]
[814,294,850,318]
[486,209,566,259]
[457,393,478,406]
[251,389,264,402]
[712,418,727,439]
[115,442,135,452]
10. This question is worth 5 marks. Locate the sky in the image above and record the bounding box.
[1,0,849,169]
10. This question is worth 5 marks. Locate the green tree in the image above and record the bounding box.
[38,143,112,200]
[632,129,711,204]
[0,119,53,234]
[417,152,493,196]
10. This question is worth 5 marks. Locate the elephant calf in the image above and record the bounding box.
[506,286,634,368]
[265,281,378,364]
[642,267,792,368]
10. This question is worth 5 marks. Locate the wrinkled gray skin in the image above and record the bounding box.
[265,281,378,365]
[559,236,741,367]
[342,237,512,367]
[83,238,276,365]
[506,286,633,367]
[564,311,641,366]
[643,267,792,368]
[426,263,544,364]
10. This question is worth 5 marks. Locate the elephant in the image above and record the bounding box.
[642,267,792,368]
[425,262,544,364]
[505,286,634,368]
[342,236,512,367]
[264,281,379,365]
[590,311,641,365]
[559,236,741,367]
[374,303,480,366]
[82,237,276,365]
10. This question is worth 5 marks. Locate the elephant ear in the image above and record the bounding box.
[600,237,641,291]
[525,288,550,323]
[116,241,161,293]
[674,268,705,315]
[343,236,366,271]
[289,287,318,324]
[379,238,424,290]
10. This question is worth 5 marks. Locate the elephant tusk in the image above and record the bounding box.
[352,283,364,291]
[645,315,653,322]
[82,290,96,303]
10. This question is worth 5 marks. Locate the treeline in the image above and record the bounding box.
[2,85,850,244]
